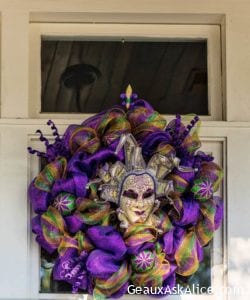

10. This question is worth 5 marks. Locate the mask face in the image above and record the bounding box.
[120,173,155,224]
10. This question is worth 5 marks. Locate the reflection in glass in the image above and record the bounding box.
[41,40,208,115]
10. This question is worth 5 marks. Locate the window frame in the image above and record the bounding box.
[29,23,222,121]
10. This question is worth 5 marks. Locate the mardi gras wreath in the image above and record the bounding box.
[28,86,223,299]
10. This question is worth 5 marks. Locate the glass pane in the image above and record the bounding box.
[41,40,208,115]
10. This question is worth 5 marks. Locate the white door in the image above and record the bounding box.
[0,2,250,300]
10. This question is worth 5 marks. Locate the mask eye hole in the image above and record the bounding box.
[143,189,154,199]
[122,189,138,199]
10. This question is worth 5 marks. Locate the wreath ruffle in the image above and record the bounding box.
[28,90,223,299]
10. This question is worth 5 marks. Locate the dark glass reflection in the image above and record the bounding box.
[41,40,208,115]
